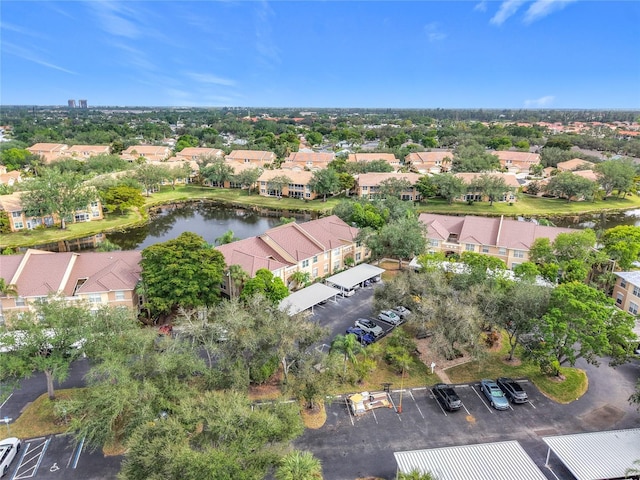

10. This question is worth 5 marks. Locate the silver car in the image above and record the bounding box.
[378,310,401,325]
[354,318,383,337]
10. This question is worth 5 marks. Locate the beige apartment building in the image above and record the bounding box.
[612,272,640,315]
[355,172,423,200]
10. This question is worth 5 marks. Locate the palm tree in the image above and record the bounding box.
[275,450,323,480]
[215,229,239,246]
[330,333,363,374]
[288,271,310,291]
[397,469,437,480]
[0,278,18,322]
[228,264,249,299]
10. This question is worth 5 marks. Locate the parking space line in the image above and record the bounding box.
[527,400,537,409]
[411,387,427,391]
[371,408,379,424]
[408,390,425,419]
[69,436,85,469]
[344,397,354,426]
[429,389,448,416]
[13,437,50,479]
[0,392,13,409]
[472,385,494,413]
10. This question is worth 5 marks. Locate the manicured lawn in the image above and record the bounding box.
[416,193,640,218]
[8,389,82,439]
[445,336,588,404]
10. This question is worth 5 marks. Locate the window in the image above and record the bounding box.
[12,211,21,218]
[15,297,26,306]
[312,268,318,277]
[616,293,624,305]
[621,279,627,288]
[356,252,361,261]
[429,239,439,247]
[324,252,329,260]
[13,221,24,229]
[482,245,490,253]
[513,250,525,259]
[362,186,368,191]
[324,264,329,273]
[302,259,309,268]
[629,302,638,315]
[91,201,99,207]
[465,244,475,252]
[334,260,340,270]
[498,247,507,255]
[115,291,126,301]
[88,294,102,304]
[313,256,318,263]
[333,248,340,256]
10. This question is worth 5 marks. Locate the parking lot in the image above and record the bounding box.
[4,434,120,480]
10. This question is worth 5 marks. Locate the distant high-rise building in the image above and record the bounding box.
[79,99,88,109]
[68,99,76,108]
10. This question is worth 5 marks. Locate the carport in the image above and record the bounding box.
[279,283,341,315]
[324,264,385,293]
[394,441,548,480]
[543,428,640,480]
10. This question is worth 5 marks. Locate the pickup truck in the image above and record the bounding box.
[347,391,392,416]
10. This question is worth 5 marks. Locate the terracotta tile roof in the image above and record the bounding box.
[419,213,575,250]
[67,145,111,156]
[356,172,423,186]
[454,172,520,188]
[176,147,223,159]
[122,145,170,156]
[572,169,598,181]
[0,250,141,298]
[556,159,595,171]
[258,169,313,184]
[67,251,142,295]
[348,153,399,165]
[0,192,24,212]
[27,143,68,153]
[285,152,335,163]
[405,151,453,164]
[215,215,359,276]
[0,171,21,185]
[226,150,276,162]
[492,151,541,165]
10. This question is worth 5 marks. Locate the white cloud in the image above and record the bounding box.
[254,1,281,66]
[2,42,77,74]
[474,1,488,12]
[490,0,526,25]
[524,95,555,107]
[424,22,447,42]
[85,1,140,39]
[185,73,237,87]
[524,0,578,24]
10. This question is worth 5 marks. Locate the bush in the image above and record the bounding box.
[250,355,279,384]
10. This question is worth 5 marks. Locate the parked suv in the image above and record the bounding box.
[378,310,401,325]
[496,377,528,404]
[392,306,412,320]
[0,437,21,478]
[354,318,383,337]
[432,383,462,411]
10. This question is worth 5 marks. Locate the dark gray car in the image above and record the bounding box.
[496,377,528,404]
[432,383,462,411]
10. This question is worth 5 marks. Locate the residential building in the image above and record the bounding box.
[556,159,595,171]
[455,172,520,203]
[0,192,104,232]
[418,213,576,269]
[0,170,22,187]
[405,151,453,174]
[67,145,111,159]
[282,151,335,171]
[121,145,170,162]
[175,147,224,161]
[226,150,276,166]
[612,272,640,315]
[355,172,423,200]
[492,151,541,173]
[26,143,69,164]
[257,169,315,199]
[0,249,142,322]
[348,153,400,171]
[216,215,367,296]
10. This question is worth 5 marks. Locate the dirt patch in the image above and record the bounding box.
[248,371,284,401]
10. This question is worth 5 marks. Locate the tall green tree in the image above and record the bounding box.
[20,168,95,229]
[359,215,427,268]
[595,158,637,197]
[377,177,413,199]
[240,268,289,304]
[601,225,640,270]
[267,175,293,198]
[528,282,636,376]
[451,142,500,172]
[234,167,262,195]
[470,173,513,206]
[215,229,240,246]
[133,163,167,197]
[101,185,145,214]
[545,171,596,202]
[140,232,227,315]
[432,173,466,204]
[309,168,340,201]
[200,158,235,187]
[0,296,90,400]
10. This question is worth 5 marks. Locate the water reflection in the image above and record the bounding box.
[551,209,640,231]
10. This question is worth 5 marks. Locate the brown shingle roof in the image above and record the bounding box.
[348,153,399,165]
[454,172,520,188]
[556,159,595,171]
[356,172,423,186]
[405,151,453,164]
[216,237,291,276]
[226,150,276,162]
[67,251,142,295]
[285,152,335,164]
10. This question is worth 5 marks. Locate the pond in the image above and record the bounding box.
[29,203,311,252]
[550,209,640,231]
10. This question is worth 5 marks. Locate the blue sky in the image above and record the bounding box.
[1,1,639,109]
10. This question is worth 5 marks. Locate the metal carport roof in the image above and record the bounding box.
[324,263,385,290]
[394,441,548,480]
[543,428,640,480]
[279,283,341,316]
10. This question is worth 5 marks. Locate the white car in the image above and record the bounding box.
[378,310,401,325]
[354,318,383,337]
[392,306,412,319]
[0,437,21,478]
